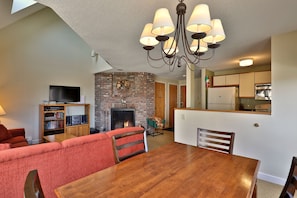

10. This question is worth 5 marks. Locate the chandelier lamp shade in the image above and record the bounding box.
[139,0,226,71]
[0,105,6,116]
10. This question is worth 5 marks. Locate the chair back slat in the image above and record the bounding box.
[197,128,235,154]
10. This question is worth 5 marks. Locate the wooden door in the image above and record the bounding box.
[180,85,186,108]
[169,84,177,128]
[155,82,165,119]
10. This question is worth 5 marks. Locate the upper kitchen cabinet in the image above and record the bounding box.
[239,73,255,97]
[213,74,239,86]
[213,76,225,86]
[255,71,271,84]
[225,74,239,85]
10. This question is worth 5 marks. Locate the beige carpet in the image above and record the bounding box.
[147,130,286,198]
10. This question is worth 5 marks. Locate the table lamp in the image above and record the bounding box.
[0,105,6,124]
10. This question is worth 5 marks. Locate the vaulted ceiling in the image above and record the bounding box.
[2,0,297,80]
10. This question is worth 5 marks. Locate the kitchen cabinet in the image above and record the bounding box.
[213,76,226,86]
[213,74,239,86]
[239,73,255,97]
[255,71,271,84]
[225,74,239,85]
[65,124,89,136]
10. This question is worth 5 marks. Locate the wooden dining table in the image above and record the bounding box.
[55,142,260,198]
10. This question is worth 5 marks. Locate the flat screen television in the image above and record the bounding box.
[49,85,80,103]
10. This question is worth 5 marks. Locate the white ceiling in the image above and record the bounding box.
[2,0,297,80]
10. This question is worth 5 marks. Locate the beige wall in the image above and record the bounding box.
[0,8,96,143]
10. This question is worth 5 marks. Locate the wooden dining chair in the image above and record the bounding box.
[197,128,235,154]
[280,156,297,198]
[24,169,45,198]
[112,129,147,163]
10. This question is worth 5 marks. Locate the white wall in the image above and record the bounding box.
[175,30,297,185]
[0,8,99,143]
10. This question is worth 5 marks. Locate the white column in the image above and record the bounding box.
[186,64,195,108]
[201,68,207,109]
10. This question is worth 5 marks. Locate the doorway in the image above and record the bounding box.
[155,82,165,120]
[169,84,177,128]
[180,85,186,108]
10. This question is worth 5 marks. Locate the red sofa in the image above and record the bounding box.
[0,124,29,149]
[0,126,144,198]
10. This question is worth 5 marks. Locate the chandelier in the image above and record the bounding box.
[139,0,226,71]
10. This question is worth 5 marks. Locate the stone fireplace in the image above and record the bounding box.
[95,72,155,131]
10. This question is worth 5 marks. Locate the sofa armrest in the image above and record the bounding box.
[8,128,25,137]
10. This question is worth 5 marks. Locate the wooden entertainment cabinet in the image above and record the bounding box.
[39,104,90,137]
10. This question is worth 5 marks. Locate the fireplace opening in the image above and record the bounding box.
[111,108,135,130]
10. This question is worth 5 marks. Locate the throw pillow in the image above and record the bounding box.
[0,124,12,141]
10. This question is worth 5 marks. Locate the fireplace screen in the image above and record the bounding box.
[111,108,135,130]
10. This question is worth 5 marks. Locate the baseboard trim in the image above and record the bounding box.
[31,139,42,145]
[258,172,286,186]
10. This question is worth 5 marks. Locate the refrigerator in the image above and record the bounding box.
[207,87,239,110]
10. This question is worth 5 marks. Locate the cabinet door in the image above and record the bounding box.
[65,126,78,136]
[255,71,271,84]
[213,76,226,86]
[239,73,255,97]
[225,74,239,85]
[78,125,90,136]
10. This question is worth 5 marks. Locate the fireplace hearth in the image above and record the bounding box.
[111,108,135,130]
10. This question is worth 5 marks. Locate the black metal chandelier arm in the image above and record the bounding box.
[179,56,197,71]
[146,50,163,61]
[164,53,177,66]
[160,15,181,58]
[196,48,216,61]
[168,58,179,72]
[146,54,168,69]
[183,54,201,66]
[181,14,195,55]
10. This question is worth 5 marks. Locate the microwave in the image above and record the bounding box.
[255,84,272,100]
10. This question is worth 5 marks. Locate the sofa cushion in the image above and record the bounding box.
[0,124,12,141]
[10,141,29,148]
[0,143,11,151]
[2,136,27,144]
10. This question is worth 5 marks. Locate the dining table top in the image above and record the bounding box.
[55,142,260,198]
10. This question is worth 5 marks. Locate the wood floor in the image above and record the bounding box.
[146,129,285,198]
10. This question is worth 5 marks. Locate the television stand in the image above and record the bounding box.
[39,104,90,139]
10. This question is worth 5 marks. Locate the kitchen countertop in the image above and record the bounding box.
[175,108,271,115]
